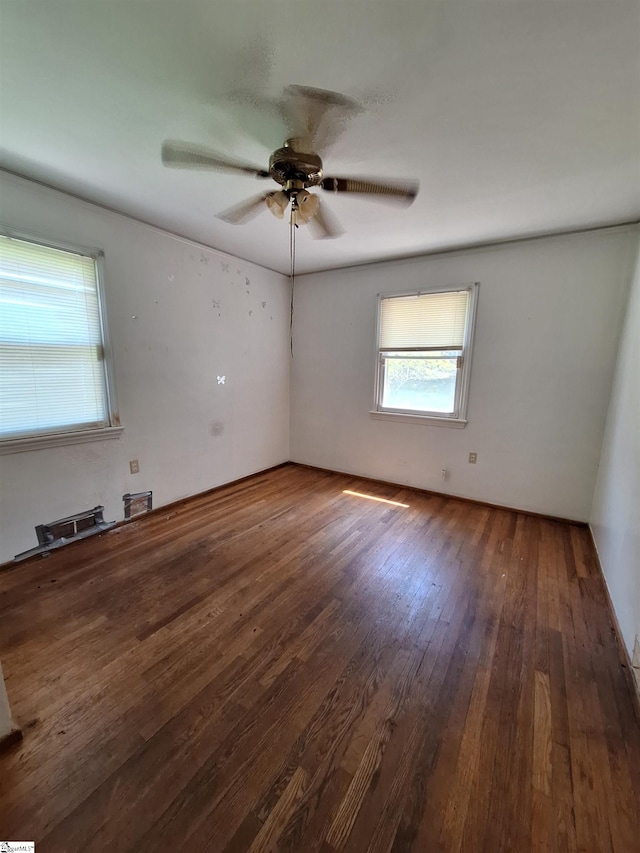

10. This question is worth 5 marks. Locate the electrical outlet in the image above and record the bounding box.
[468,452,477,464]
[129,459,139,474]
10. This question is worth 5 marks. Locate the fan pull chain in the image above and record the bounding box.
[289,207,296,357]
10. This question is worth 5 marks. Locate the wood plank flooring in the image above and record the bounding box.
[0,463,639,852]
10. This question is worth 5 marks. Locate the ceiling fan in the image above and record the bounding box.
[161,85,419,239]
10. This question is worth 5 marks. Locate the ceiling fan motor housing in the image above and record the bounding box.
[269,143,323,188]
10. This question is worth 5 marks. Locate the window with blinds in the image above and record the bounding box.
[375,285,478,422]
[0,234,115,443]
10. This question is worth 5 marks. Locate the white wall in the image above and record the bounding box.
[591,236,640,657]
[290,228,637,522]
[0,172,290,563]
[0,660,16,738]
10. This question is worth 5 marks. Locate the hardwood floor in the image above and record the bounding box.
[1,463,638,852]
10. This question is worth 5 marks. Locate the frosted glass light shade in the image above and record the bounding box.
[265,191,289,219]
[296,191,320,223]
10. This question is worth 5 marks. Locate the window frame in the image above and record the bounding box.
[0,227,122,455]
[371,282,479,428]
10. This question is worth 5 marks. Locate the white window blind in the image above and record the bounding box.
[0,235,109,440]
[379,289,469,351]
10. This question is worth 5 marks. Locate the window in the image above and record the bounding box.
[373,284,478,426]
[0,232,120,451]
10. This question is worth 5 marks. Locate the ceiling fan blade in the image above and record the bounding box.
[321,176,419,205]
[279,85,362,153]
[162,140,270,178]
[217,193,274,224]
[307,200,344,240]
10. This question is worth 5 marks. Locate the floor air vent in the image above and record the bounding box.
[14,506,115,562]
[123,490,152,520]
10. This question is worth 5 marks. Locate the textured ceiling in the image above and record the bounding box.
[1,1,639,274]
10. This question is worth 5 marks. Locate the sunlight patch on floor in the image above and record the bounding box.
[342,489,409,508]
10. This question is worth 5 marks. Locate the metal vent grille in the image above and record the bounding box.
[15,506,114,561]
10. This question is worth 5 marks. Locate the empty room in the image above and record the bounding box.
[1,2,639,851]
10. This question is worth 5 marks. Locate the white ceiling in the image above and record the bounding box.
[1,2,639,275]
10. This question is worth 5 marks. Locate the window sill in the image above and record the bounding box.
[369,411,468,428]
[0,426,124,455]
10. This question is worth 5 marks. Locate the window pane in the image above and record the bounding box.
[0,235,109,440]
[0,344,107,436]
[381,355,457,413]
